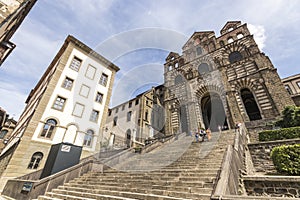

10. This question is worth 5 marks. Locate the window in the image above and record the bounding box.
[237,33,244,39]
[129,101,132,108]
[115,107,119,113]
[99,73,108,87]
[113,116,118,126]
[219,41,225,47]
[175,63,179,68]
[285,85,293,95]
[62,77,74,90]
[196,46,202,55]
[198,63,211,75]
[241,88,262,121]
[90,110,99,122]
[127,111,132,122]
[297,82,300,89]
[135,99,139,105]
[69,56,82,72]
[174,75,184,85]
[168,65,173,71]
[53,96,66,111]
[95,92,104,104]
[122,105,125,111]
[228,37,234,43]
[0,129,8,139]
[108,110,112,116]
[83,129,94,147]
[40,119,57,138]
[27,152,43,169]
[145,111,148,121]
[229,51,243,63]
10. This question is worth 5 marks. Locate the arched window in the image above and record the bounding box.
[229,51,243,63]
[237,33,244,39]
[241,88,262,121]
[219,41,225,47]
[175,63,178,68]
[228,37,234,43]
[40,119,57,138]
[174,75,184,84]
[198,63,211,75]
[27,152,43,169]
[83,129,94,147]
[196,46,202,55]
[0,129,8,139]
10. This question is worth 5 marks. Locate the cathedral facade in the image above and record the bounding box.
[163,21,294,134]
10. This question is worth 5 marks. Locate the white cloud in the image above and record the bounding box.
[248,24,266,50]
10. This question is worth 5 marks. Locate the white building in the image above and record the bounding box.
[0,35,119,190]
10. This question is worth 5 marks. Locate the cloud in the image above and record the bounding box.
[248,24,266,50]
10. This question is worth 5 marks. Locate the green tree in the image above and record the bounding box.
[275,105,300,128]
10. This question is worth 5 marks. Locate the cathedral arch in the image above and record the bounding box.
[240,88,262,121]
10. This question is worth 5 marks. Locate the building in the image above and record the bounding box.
[0,35,119,191]
[282,73,300,106]
[104,85,165,148]
[0,0,37,66]
[0,108,17,152]
[163,21,294,134]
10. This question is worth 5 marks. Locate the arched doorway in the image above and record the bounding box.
[125,129,131,148]
[241,88,262,121]
[201,93,228,131]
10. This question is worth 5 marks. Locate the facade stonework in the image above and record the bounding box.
[164,21,294,134]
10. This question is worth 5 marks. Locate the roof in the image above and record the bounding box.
[282,73,300,82]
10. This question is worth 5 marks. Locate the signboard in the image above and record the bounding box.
[61,144,71,152]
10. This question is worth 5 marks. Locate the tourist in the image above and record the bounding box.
[206,128,211,141]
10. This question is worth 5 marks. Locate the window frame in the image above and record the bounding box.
[90,109,99,123]
[83,129,94,147]
[69,56,82,72]
[52,96,67,111]
[99,73,109,87]
[95,92,104,104]
[61,76,74,90]
[27,152,43,170]
[40,119,57,139]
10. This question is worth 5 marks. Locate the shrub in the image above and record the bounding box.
[275,105,300,128]
[259,127,300,142]
[271,144,300,175]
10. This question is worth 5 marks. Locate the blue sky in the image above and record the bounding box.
[0,0,300,119]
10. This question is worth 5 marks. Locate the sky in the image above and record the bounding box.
[0,0,300,120]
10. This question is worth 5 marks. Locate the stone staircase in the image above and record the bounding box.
[38,130,235,200]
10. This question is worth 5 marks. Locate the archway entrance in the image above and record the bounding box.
[201,93,228,131]
[125,129,131,148]
[241,88,262,121]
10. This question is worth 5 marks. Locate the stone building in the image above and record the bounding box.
[0,35,119,191]
[0,108,17,152]
[282,73,300,106]
[163,21,294,134]
[104,85,165,148]
[0,0,37,66]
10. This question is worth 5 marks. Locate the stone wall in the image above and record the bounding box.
[248,139,300,174]
[244,176,300,198]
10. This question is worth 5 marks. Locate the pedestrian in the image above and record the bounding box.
[206,128,211,141]
[195,131,199,143]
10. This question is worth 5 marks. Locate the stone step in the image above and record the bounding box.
[63,183,213,194]
[60,185,213,197]
[51,187,210,200]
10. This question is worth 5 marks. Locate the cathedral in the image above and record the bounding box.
[163,21,294,134]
